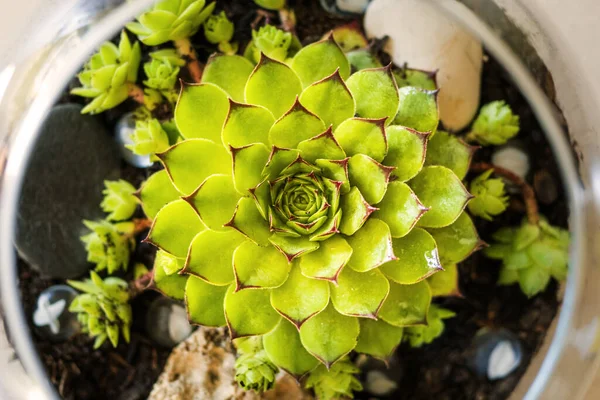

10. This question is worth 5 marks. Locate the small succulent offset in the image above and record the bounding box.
[143,51,183,104]
[466,100,520,146]
[235,350,279,392]
[126,0,215,46]
[254,0,286,10]
[127,118,171,158]
[245,25,294,64]
[484,218,569,297]
[140,29,483,397]
[468,169,509,221]
[71,31,141,114]
[305,357,363,400]
[80,220,135,274]
[204,11,237,55]
[101,180,139,221]
[403,305,455,348]
[68,271,132,348]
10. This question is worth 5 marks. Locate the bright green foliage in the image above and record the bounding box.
[403,305,455,347]
[427,264,461,297]
[254,0,286,10]
[101,180,138,221]
[144,58,179,91]
[139,32,479,390]
[80,220,134,274]
[468,169,509,221]
[126,0,215,46]
[467,100,520,146]
[127,118,171,157]
[150,49,186,66]
[71,31,141,114]
[347,49,382,71]
[394,68,437,91]
[484,218,569,297]
[245,25,294,64]
[305,357,363,400]
[68,271,132,349]
[204,11,234,44]
[424,130,476,180]
[330,24,368,53]
[234,346,279,393]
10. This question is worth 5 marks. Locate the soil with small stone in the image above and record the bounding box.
[17,1,570,399]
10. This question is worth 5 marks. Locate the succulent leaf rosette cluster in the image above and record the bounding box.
[140,34,481,376]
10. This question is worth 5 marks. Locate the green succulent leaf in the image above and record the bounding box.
[270,264,330,328]
[222,101,275,147]
[393,68,437,91]
[316,158,350,195]
[379,280,431,327]
[262,147,301,181]
[338,186,376,235]
[380,228,442,284]
[297,127,346,163]
[299,69,355,129]
[347,49,382,71]
[247,25,294,64]
[291,35,350,88]
[254,0,286,10]
[235,349,278,393]
[154,248,185,276]
[424,130,475,180]
[410,166,472,228]
[184,229,245,285]
[468,169,510,221]
[299,303,359,367]
[383,126,429,182]
[245,55,302,118]
[298,235,353,283]
[174,83,230,141]
[204,10,234,44]
[263,318,319,376]
[153,251,188,300]
[348,154,394,204]
[346,65,399,124]
[232,143,270,194]
[224,284,281,338]
[393,87,439,135]
[334,117,388,162]
[185,275,227,326]
[126,118,171,157]
[158,138,230,195]
[427,263,461,297]
[202,54,255,102]
[330,267,390,318]
[355,318,403,360]
[146,199,204,258]
[226,197,272,246]
[428,212,482,264]
[374,181,428,238]
[234,240,291,289]
[185,174,241,231]
[268,234,320,262]
[268,99,326,148]
[346,218,396,272]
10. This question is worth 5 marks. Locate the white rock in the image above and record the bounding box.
[491,145,530,179]
[337,0,370,14]
[364,0,483,131]
[167,304,193,344]
[366,370,398,396]
[487,340,520,380]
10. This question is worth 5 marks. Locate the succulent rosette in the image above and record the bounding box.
[140,33,481,375]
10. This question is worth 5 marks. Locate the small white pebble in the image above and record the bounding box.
[168,304,193,344]
[366,370,398,396]
[487,341,519,380]
[491,146,530,180]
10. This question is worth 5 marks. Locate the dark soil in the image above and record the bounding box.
[18,1,568,399]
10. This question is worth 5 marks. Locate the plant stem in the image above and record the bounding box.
[129,270,154,298]
[174,38,203,82]
[279,8,296,32]
[132,218,153,234]
[471,162,539,225]
[127,83,145,105]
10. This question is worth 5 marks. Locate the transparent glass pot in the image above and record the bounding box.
[0,1,597,399]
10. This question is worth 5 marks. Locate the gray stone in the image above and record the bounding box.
[145,297,193,348]
[16,103,120,279]
[468,328,523,381]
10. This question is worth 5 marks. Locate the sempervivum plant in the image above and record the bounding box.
[139,31,482,395]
